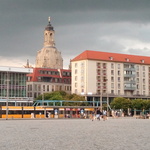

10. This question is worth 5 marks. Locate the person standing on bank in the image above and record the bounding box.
[91,110,95,121]
[96,108,101,120]
[103,110,107,121]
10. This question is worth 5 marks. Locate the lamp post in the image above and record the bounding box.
[6,71,10,120]
[42,86,44,106]
[100,87,102,110]
[100,69,103,110]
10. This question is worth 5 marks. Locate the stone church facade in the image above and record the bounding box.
[26,18,71,99]
[35,17,63,69]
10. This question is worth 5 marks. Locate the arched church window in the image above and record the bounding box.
[45,33,48,41]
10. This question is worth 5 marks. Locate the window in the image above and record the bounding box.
[111,63,114,69]
[111,90,114,94]
[136,65,139,71]
[118,71,120,76]
[43,85,45,91]
[75,63,77,68]
[118,64,120,69]
[141,60,145,63]
[81,62,84,67]
[118,77,120,82]
[75,76,77,81]
[34,84,37,91]
[75,89,77,94]
[118,84,120,89]
[81,76,84,82]
[111,77,114,82]
[109,57,113,60]
[75,83,77,88]
[143,66,145,71]
[111,83,114,88]
[143,72,145,77]
[75,69,77,74]
[47,85,49,91]
[111,70,114,75]
[38,85,41,91]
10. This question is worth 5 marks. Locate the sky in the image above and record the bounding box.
[0,0,150,69]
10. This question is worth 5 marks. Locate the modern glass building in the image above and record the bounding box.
[0,66,33,98]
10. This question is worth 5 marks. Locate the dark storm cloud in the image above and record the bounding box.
[0,0,150,67]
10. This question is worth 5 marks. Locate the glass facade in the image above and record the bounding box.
[0,71,27,97]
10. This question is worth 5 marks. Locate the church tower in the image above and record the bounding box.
[35,17,63,69]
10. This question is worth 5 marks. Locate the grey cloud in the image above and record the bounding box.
[127,48,150,56]
[0,0,150,68]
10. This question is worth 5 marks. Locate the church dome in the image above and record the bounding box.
[45,22,54,31]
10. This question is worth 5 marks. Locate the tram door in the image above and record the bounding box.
[65,108,72,118]
[54,108,59,118]
[71,108,79,118]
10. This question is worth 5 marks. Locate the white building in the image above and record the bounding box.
[71,50,150,102]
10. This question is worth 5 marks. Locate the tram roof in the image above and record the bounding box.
[35,100,94,103]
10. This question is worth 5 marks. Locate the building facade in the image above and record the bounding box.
[0,66,33,106]
[35,17,63,69]
[71,50,150,102]
[27,68,71,98]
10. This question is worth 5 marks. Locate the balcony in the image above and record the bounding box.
[124,67,136,71]
[124,80,136,84]
[124,86,136,90]
[124,74,136,77]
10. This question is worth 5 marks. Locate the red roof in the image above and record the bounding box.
[71,50,150,65]
[27,68,71,82]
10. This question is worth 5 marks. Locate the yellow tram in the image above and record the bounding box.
[0,106,95,119]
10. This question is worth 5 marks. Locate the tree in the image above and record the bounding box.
[35,91,87,106]
[131,99,144,110]
[110,97,131,111]
[131,99,150,110]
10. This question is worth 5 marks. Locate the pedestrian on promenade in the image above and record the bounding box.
[91,110,95,121]
[96,108,101,121]
[103,110,107,121]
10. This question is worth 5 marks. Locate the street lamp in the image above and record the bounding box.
[42,86,44,106]
[6,71,10,120]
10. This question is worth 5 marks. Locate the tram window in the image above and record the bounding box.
[59,110,63,114]
[1,110,6,114]
[9,110,22,114]
[35,111,44,114]
[44,103,47,106]
[23,111,34,114]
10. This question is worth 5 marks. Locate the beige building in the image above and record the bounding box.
[71,50,150,102]
[35,17,63,69]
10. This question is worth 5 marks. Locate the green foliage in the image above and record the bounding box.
[131,99,149,110]
[110,97,131,111]
[35,91,86,106]
[111,97,150,110]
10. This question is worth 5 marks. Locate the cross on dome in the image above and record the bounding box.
[48,17,51,23]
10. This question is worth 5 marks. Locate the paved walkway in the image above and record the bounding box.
[0,118,150,150]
